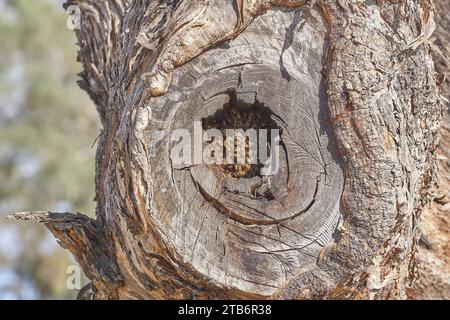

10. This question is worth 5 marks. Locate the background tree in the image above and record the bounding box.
[6,0,449,299]
[0,0,98,299]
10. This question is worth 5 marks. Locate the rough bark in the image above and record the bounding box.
[408,0,450,299]
[409,114,450,299]
[10,0,446,299]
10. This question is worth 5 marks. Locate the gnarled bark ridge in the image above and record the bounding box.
[11,0,446,299]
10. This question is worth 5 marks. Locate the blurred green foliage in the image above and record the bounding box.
[0,0,100,299]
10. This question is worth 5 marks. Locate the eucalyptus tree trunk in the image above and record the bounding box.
[11,0,446,300]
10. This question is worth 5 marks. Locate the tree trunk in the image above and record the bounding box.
[11,0,446,299]
[408,0,450,299]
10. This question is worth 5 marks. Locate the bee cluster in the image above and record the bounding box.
[202,99,279,178]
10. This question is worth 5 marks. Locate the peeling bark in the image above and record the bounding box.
[408,0,450,300]
[11,0,446,299]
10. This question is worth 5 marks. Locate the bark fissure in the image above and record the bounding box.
[11,0,446,299]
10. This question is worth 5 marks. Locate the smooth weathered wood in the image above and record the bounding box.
[143,11,343,295]
[11,0,446,299]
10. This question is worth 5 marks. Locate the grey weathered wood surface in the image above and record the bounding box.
[10,0,446,299]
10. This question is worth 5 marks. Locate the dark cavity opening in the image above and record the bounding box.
[201,90,282,179]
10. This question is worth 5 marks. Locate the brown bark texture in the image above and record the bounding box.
[10,0,448,299]
[408,0,449,300]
